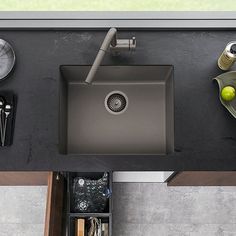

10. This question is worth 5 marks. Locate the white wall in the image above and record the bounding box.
[113,171,174,182]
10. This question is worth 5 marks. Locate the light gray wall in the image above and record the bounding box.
[113,183,236,236]
[0,184,236,235]
[0,186,47,236]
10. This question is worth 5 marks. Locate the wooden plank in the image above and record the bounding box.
[0,171,49,185]
[75,218,85,236]
[44,172,65,236]
[168,171,236,186]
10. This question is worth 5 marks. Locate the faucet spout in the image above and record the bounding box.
[85,27,136,84]
[85,28,117,84]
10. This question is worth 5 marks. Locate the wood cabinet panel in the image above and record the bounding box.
[168,171,236,186]
[44,172,65,236]
[0,171,49,185]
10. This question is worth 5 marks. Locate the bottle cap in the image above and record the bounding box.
[230,44,236,54]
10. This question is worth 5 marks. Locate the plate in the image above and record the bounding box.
[213,71,236,118]
[0,39,15,81]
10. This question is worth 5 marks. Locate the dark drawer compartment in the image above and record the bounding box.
[67,172,112,236]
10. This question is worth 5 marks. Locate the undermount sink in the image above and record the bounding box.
[59,65,174,155]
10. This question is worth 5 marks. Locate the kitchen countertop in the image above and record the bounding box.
[0,29,236,171]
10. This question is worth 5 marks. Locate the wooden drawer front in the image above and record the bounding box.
[168,171,236,186]
[0,171,49,185]
[44,172,65,236]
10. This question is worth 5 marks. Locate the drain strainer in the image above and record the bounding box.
[105,91,128,115]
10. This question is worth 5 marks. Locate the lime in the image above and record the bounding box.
[221,86,236,101]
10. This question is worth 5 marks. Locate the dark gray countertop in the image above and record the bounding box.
[0,29,236,171]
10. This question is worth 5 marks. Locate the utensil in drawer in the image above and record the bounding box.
[88,217,102,236]
[2,103,12,146]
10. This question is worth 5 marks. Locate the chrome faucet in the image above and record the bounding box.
[85,28,136,84]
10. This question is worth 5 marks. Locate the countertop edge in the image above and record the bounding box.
[1,11,236,29]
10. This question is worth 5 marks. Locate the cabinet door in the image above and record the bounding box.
[168,171,236,186]
[44,172,65,236]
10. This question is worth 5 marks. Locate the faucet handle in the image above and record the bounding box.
[110,36,136,52]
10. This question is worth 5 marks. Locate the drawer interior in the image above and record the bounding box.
[69,215,110,236]
[67,172,112,236]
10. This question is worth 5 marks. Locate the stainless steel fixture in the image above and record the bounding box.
[60,65,174,155]
[104,91,128,115]
[0,39,16,82]
[0,97,4,144]
[85,28,136,84]
[1,104,12,146]
[218,42,236,70]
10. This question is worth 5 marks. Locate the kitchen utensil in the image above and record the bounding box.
[0,39,16,82]
[0,97,4,145]
[88,217,102,236]
[2,104,12,146]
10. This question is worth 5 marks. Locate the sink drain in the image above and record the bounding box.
[105,91,128,115]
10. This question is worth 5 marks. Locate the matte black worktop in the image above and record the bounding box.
[0,30,236,171]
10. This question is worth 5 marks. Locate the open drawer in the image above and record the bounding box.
[0,171,112,236]
[66,172,112,236]
[44,172,66,236]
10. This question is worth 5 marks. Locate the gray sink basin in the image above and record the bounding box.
[59,65,174,155]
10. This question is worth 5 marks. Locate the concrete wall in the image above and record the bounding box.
[1,183,236,235]
[113,183,236,236]
[0,186,47,236]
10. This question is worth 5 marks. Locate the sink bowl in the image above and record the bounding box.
[59,65,174,155]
